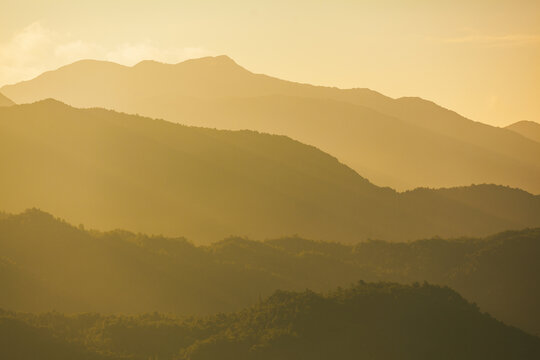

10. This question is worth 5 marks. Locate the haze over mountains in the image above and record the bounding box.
[3,56,540,193]
[1,210,540,337]
[506,120,540,144]
[3,1,539,357]
[0,92,14,107]
[2,100,540,243]
[2,55,540,358]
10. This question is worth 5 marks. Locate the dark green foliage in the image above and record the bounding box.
[2,283,539,360]
[1,210,540,337]
[0,312,114,360]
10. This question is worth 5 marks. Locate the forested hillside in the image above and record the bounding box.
[1,101,540,243]
[2,282,539,360]
[1,209,539,335]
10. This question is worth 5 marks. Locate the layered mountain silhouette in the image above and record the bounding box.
[2,100,540,243]
[2,283,540,360]
[0,92,14,107]
[2,209,540,335]
[2,56,540,193]
[506,120,540,143]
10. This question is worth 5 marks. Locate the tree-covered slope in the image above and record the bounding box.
[2,283,539,360]
[1,210,540,335]
[1,100,539,243]
[0,311,113,360]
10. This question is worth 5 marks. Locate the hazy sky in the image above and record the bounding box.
[1,0,539,126]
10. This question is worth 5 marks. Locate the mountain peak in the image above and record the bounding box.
[130,55,246,73]
[211,54,237,64]
[12,98,72,112]
[506,120,540,143]
[32,98,69,107]
[133,59,168,68]
[507,120,539,127]
[62,59,128,70]
[177,55,247,71]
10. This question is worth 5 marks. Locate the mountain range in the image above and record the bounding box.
[506,120,540,143]
[3,282,540,360]
[2,100,540,243]
[2,56,540,193]
[1,209,540,336]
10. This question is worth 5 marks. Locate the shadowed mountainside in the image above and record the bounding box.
[1,209,540,335]
[0,314,113,360]
[0,92,14,107]
[2,282,540,360]
[506,120,540,143]
[1,100,540,243]
[2,56,540,193]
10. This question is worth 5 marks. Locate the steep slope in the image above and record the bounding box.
[0,92,14,107]
[2,56,540,193]
[2,284,540,360]
[506,120,540,143]
[138,95,540,190]
[1,210,540,335]
[1,101,540,243]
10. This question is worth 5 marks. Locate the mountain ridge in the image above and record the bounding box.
[506,120,540,143]
[1,100,540,244]
[0,92,14,106]
[3,282,540,360]
[3,56,540,193]
[2,208,540,335]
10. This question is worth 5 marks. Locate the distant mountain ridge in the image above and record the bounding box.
[506,120,540,143]
[1,100,540,244]
[2,282,540,360]
[2,55,540,193]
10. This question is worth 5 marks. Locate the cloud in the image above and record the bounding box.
[0,22,210,86]
[441,33,540,47]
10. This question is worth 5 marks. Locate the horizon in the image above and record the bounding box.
[2,2,540,358]
[1,0,539,127]
[3,54,539,129]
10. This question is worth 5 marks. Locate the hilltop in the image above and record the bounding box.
[1,101,540,243]
[2,282,539,360]
[2,56,540,193]
[1,209,540,335]
[507,120,540,143]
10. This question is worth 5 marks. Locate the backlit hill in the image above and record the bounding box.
[506,120,540,143]
[1,281,540,359]
[2,56,540,193]
[1,100,540,243]
[2,209,540,335]
[0,92,14,107]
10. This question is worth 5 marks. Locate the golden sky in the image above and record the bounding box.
[1,0,539,126]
